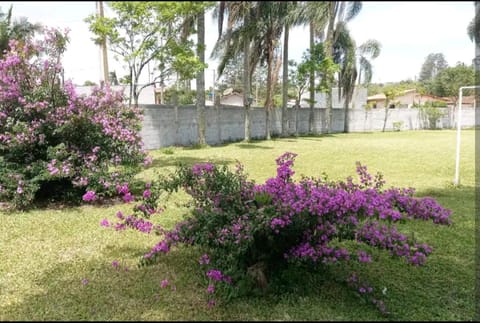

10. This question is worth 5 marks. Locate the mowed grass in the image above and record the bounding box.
[0,130,475,321]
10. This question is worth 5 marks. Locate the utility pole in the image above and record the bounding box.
[97,1,109,86]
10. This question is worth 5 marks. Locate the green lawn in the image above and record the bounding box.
[0,130,475,321]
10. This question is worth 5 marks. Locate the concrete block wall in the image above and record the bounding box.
[140,104,477,150]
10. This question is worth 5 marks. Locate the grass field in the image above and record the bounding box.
[0,129,475,321]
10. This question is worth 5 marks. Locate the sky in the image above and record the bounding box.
[1,1,475,88]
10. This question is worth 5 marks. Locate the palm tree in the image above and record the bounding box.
[196,7,206,146]
[0,5,42,57]
[298,2,329,134]
[332,21,357,133]
[333,24,381,133]
[214,2,286,141]
[280,1,302,137]
[213,1,258,141]
[250,1,287,140]
[356,39,381,85]
[323,1,362,134]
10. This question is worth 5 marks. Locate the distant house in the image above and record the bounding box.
[300,87,368,109]
[367,89,450,109]
[366,93,387,109]
[205,88,244,106]
[444,95,475,108]
[220,91,244,106]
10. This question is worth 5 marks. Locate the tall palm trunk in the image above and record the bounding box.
[382,100,390,132]
[196,9,206,145]
[325,2,336,134]
[295,97,300,136]
[343,91,352,133]
[281,23,289,137]
[243,14,251,142]
[265,38,274,140]
[308,22,315,134]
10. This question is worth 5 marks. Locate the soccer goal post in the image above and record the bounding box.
[453,85,479,186]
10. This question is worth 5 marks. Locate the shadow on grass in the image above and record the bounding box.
[415,185,474,211]
[149,155,234,169]
[0,242,377,321]
[285,134,337,142]
[0,246,213,321]
[2,237,472,321]
[2,185,473,320]
[235,143,274,150]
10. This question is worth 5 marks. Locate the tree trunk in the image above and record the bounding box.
[325,2,336,134]
[243,15,251,142]
[281,24,289,137]
[308,22,315,134]
[133,76,139,107]
[326,88,333,133]
[382,101,389,132]
[343,95,349,133]
[196,10,206,146]
[128,67,133,107]
[295,98,300,136]
[264,40,274,141]
[173,89,180,145]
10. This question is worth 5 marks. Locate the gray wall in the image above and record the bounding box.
[140,104,477,150]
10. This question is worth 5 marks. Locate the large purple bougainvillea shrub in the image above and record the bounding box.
[0,29,149,209]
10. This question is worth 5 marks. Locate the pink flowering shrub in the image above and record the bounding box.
[0,28,147,209]
[107,152,452,312]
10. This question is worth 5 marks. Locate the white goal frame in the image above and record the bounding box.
[453,85,479,186]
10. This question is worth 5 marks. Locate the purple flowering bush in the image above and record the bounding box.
[109,152,452,312]
[0,29,148,209]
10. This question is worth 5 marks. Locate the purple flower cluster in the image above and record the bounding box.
[0,29,149,209]
[82,191,97,202]
[206,269,224,281]
[106,152,452,314]
[192,163,214,176]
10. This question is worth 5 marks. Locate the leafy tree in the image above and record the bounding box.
[288,59,309,135]
[298,1,329,134]
[290,43,339,133]
[381,84,403,132]
[429,62,475,108]
[0,5,42,57]
[366,82,384,96]
[294,1,362,134]
[83,80,97,86]
[161,87,195,105]
[418,53,448,83]
[85,2,206,107]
